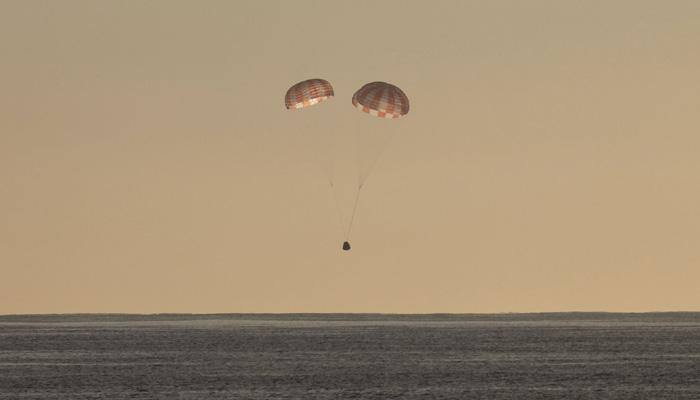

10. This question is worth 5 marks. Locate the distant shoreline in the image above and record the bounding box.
[2,311,700,323]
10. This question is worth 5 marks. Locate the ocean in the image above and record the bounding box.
[1,313,699,399]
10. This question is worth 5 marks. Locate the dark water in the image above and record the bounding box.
[1,313,699,399]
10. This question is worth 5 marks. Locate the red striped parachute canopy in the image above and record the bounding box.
[285,79,334,110]
[351,81,409,119]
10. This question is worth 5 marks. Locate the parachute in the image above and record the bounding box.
[352,81,410,119]
[285,79,334,110]
[285,79,409,251]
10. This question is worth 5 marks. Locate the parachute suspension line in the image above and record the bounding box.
[329,181,346,240]
[323,127,341,238]
[298,111,341,239]
[354,121,399,188]
[345,183,363,240]
[322,132,335,187]
[302,117,335,186]
[358,138,387,187]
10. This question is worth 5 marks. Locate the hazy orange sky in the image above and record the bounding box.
[2,1,699,314]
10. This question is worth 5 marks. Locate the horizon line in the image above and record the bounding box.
[2,310,700,318]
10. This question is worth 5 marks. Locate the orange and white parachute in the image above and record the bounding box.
[285,79,334,110]
[352,81,409,119]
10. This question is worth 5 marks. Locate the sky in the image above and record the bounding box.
[1,1,699,314]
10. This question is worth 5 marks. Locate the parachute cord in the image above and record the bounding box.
[301,114,341,239]
[357,129,399,188]
[345,184,363,240]
[329,180,345,241]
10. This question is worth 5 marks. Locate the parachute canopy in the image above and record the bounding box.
[352,81,409,119]
[285,78,334,110]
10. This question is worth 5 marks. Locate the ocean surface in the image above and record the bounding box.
[1,313,699,399]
